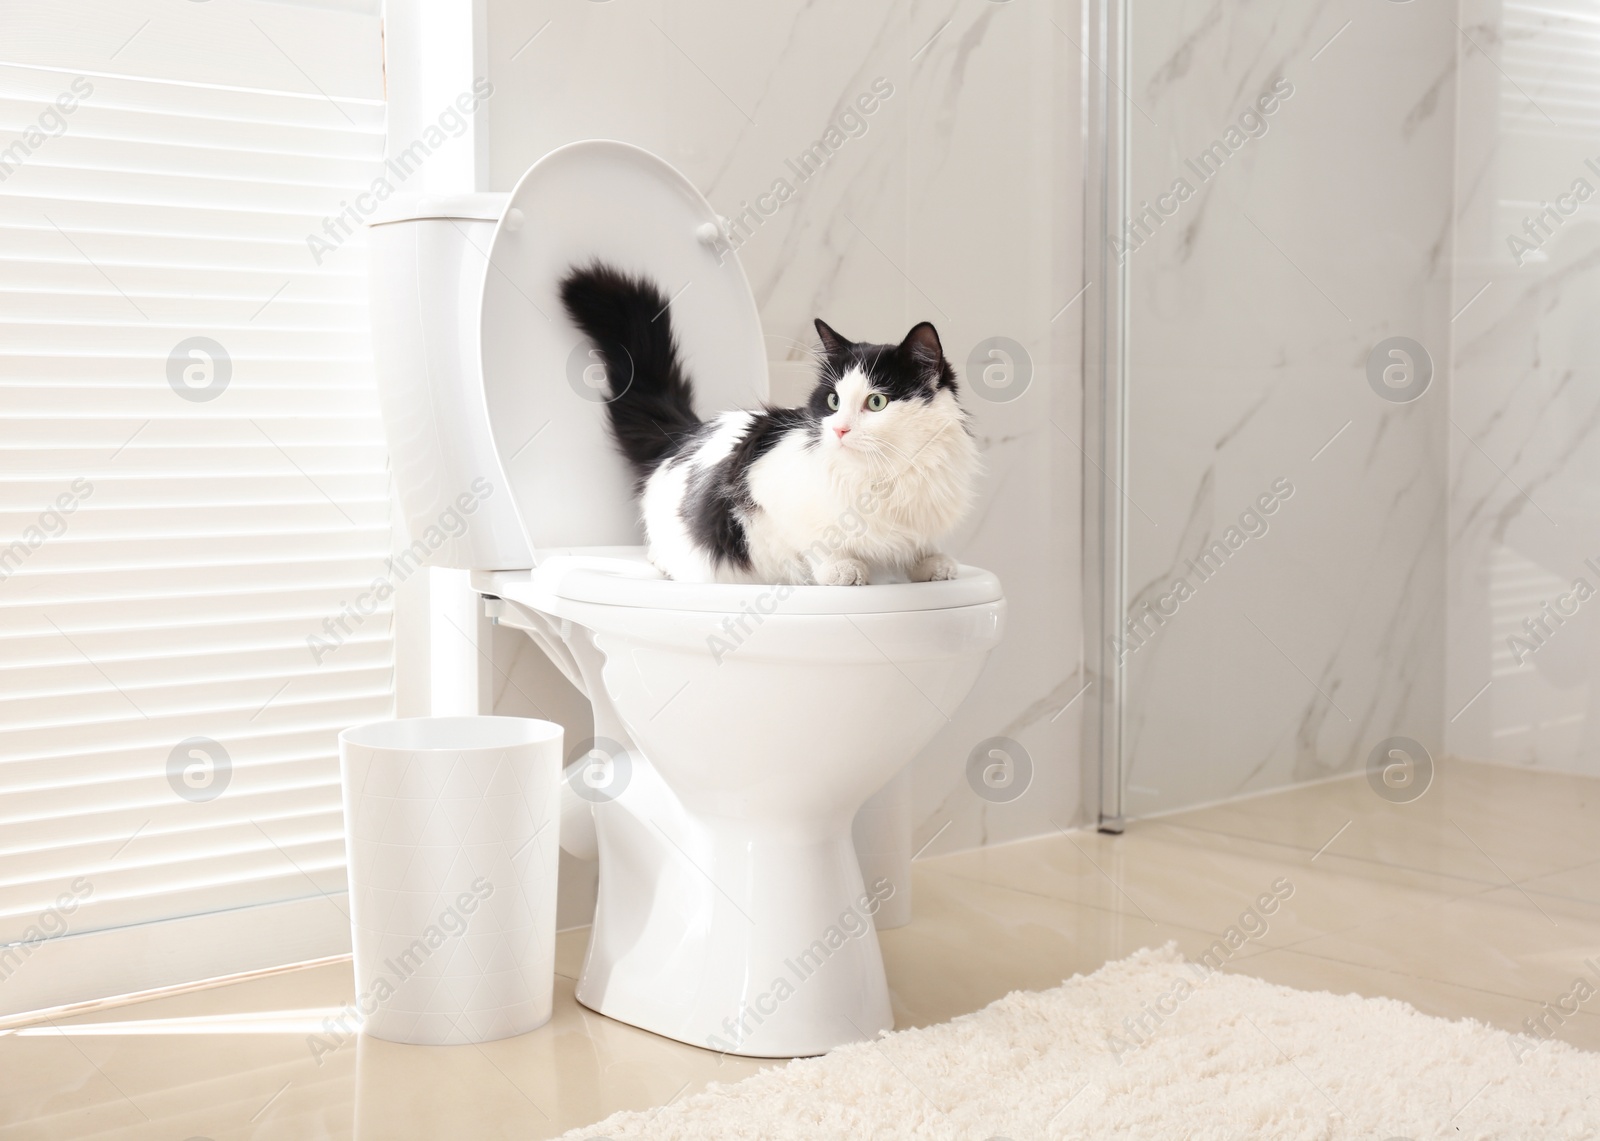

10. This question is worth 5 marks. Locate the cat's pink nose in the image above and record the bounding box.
[834,425,850,439]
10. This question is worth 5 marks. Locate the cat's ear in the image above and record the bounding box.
[814,319,852,357]
[899,321,944,366]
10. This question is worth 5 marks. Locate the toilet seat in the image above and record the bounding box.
[477,548,1004,615]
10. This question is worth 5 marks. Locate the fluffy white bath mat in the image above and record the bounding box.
[561,945,1599,1140]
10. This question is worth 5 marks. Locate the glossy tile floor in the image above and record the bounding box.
[3,758,1597,1139]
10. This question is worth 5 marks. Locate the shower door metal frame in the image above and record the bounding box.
[1080,0,1130,834]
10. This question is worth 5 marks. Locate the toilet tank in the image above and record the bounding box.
[366,194,534,571]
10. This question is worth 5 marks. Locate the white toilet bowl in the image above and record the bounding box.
[480,551,1002,1055]
[367,142,1005,1057]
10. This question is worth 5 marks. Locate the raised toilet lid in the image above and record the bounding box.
[479,140,769,553]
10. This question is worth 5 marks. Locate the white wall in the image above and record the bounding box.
[482,0,1085,871]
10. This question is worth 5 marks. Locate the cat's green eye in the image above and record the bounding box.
[866,393,888,411]
[826,392,840,411]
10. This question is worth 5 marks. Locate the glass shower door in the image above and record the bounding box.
[1098,0,1600,820]
[1103,0,1452,818]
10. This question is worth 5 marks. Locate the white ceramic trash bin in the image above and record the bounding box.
[338,716,563,1045]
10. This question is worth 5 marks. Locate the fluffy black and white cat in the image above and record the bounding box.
[559,263,978,585]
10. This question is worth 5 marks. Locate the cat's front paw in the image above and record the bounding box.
[911,553,959,582]
[815,558,870,586]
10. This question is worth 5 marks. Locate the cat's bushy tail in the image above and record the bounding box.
[559,262,700,484]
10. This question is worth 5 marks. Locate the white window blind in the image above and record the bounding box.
[0,0,390,1014]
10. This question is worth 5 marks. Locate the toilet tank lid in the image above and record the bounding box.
[367,192,510,227]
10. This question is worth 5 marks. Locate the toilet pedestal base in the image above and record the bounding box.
[575,799,895,1058]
